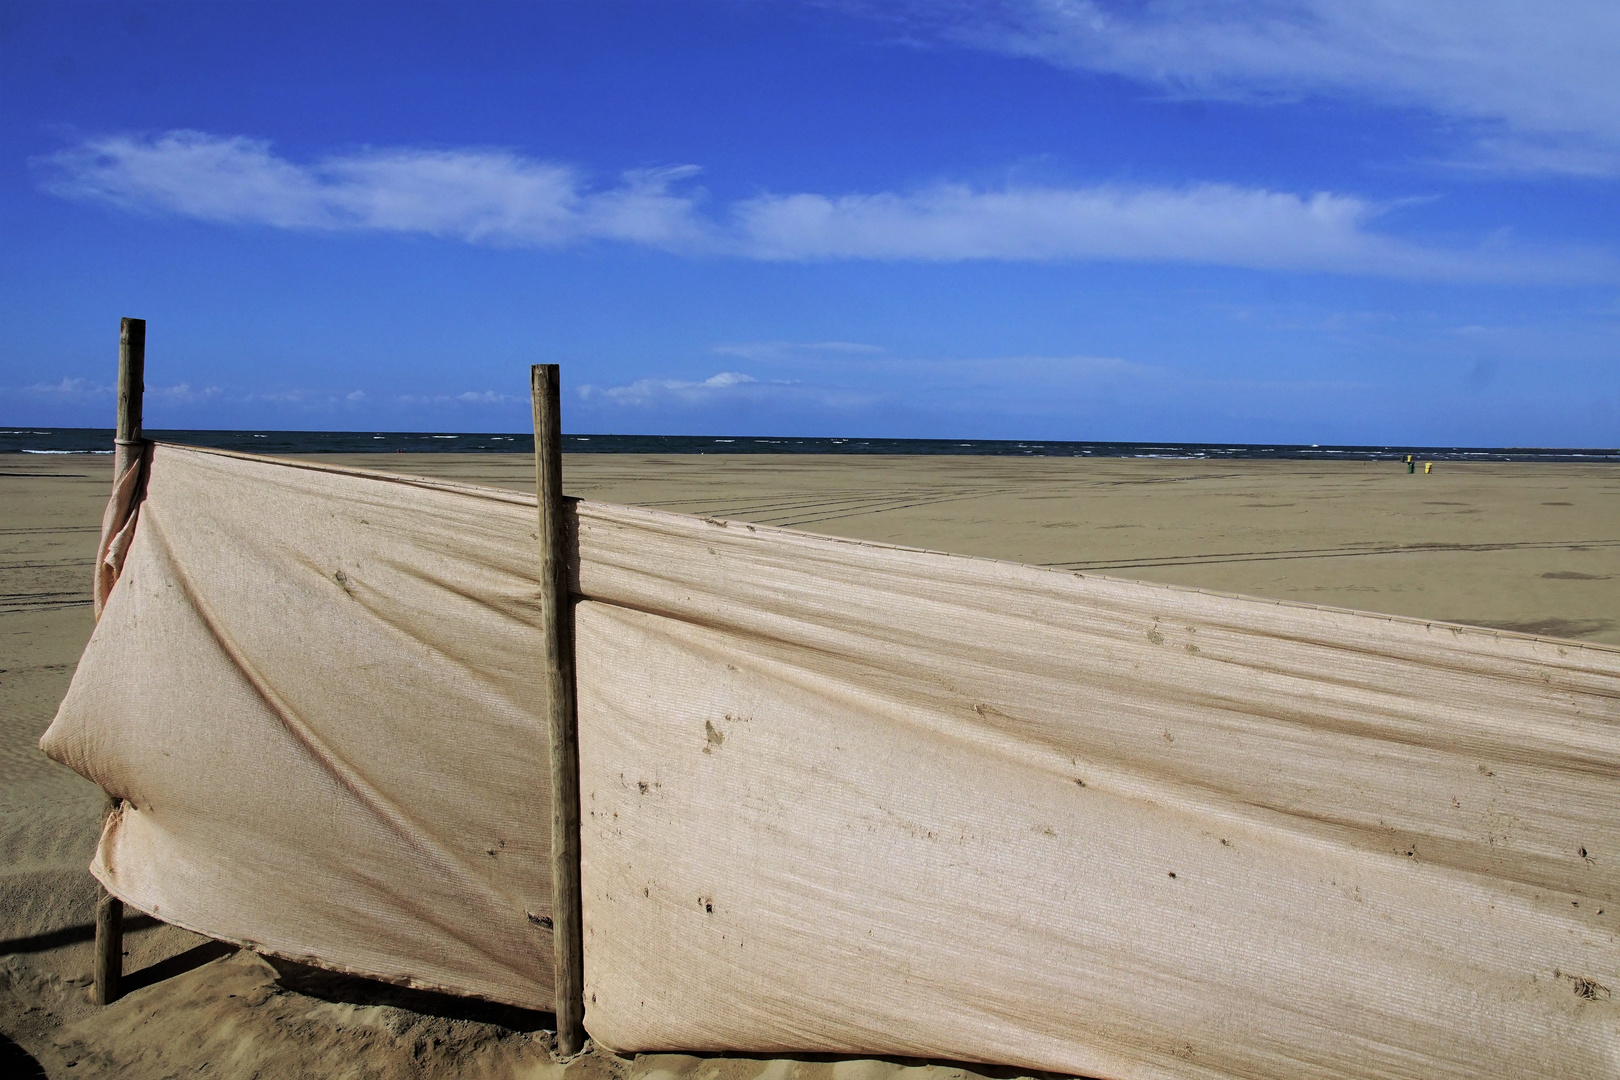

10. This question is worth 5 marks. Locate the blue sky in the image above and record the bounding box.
[2,1,1617,445]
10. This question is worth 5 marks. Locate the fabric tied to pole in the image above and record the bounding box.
[94,440,149,620]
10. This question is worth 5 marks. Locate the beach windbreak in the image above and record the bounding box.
[42,443,1620,1079]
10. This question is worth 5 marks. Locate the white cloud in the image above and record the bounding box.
[578,372,761,406]
[35,130,1612,280]
[578,371,883,411]
[576,355,1155,417]
[37,131,708,249]
[238,389,317,404]
[393,390,522,406]
[922,0,1620,175]
[732,182,1611,280]
[150,383,222,403]
[225,388,388,409]
[11,378,218,402]
[710,341,889,361]
[737,183,1398,270]
[907,353,1148,380]
[25,377,108,395]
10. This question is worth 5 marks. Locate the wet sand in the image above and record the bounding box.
[2,450,1616,1077]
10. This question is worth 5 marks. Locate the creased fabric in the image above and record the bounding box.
[93,440,149,620]
[40,445,1620,1076]
[45,444,556,1009]
[571,502,1620,1079]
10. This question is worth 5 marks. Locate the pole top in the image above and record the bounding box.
[117,318,146,444]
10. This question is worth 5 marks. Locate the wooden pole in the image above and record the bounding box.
[93,875,123,1006]
[94,316,143,1006]
[532,364,585,1055]
[116,317,145,444]
[111,316,146,528]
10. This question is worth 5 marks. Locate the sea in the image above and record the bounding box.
[1,428,1615,462]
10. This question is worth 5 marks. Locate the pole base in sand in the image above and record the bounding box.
[93,887,123,1006]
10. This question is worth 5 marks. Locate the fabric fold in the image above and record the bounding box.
[44,443,557,1009]
[93,439,149,619]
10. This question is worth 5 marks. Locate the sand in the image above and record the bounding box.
[2,450,1616,1078]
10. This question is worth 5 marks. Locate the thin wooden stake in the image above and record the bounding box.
[532,364,585,1055]
[93,866,123,1006]
[94,316,144,1006]
[116,317,145,444]
[112,317,146,501]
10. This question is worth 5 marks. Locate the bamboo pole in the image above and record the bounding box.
[94,316,144,1006]
[532,364,585,1055]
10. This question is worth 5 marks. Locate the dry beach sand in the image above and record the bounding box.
[2,450,1617,1077]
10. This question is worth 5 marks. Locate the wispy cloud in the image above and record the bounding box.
[35,130,1612,280]
[25,377,110,395]
[732,183,1512,277]
[577,371,883,411]
[912,0,1620,176]
[589,355,1147,402]
[579,371,761,406]
[18,378,220,402]
[710,341,889,362]
[8,374,517,414]
[150,382,222,403]
[569,353,1383,435]
[37,130,708,249]
[394,389,522,406]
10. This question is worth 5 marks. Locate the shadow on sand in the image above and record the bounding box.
[265,956,555,1033]
[0,1032,46,1079]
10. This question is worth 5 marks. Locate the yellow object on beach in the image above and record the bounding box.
[1426,461,1433,473]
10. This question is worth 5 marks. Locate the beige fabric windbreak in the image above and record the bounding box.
[574,506,1619,1078]
[43,443,558,1009]
[43,444,1620,1078]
